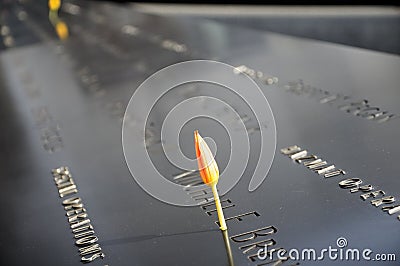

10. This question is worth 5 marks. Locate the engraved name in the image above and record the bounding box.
[177,171,298,265]
[52,166,105,263]
[285,80,397,124]
[339,178,400,221]
[281,145,399,223]
[234,64,398,124]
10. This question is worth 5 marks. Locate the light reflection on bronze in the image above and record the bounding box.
[48,1,69,40]
[221,229,234,266]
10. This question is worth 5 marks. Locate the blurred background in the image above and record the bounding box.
[137,4,400,55]
[0,0,400,54]
[2,1,399,54]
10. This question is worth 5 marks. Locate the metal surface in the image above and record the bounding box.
[0,1,399,265]
[135,4,400,55]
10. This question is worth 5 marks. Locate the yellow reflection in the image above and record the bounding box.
[55,21,68,40]
[48,1,69,41]
[48,0,61,11]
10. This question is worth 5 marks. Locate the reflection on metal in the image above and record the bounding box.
[221,229,235,266]
[193,187,294,264]
[317,165,336,175]
[173,170,197,180]
[233,65,278,85]
[371,196,395,207]
[307,161,327,170]
[54,20,69,40]
[283,145,399,222]
[303,159,322,167]
[360,190,385,200]
[51,167,105,263]
[284,80,398,123]
[295,155,317,164]
[382,205,400,215]
[2,1,399,264]
[350,184,373,193]
[290,150,307,160]
[48,1,69,40]
[75,230,96,239]
[339,178,399,222]
[48,0,61,11]
[72,224,94,234]
[173,170,203,186]
[324,169,346,178]
[282,145,347,179]
[80,252,105,263]
[339,178,362,189]
[280,145,301,155]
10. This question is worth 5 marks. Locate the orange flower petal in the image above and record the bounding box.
[194,130,219,185]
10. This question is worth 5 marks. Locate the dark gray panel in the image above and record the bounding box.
[0,1,399,266]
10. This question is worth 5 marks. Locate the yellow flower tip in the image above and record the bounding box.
[194,130,219,186]
[55,21,69,40]
[48,0,61,11]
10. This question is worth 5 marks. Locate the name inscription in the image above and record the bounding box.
[281,145,400,222]
[52,166,105,263]
[234,64,398,124]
